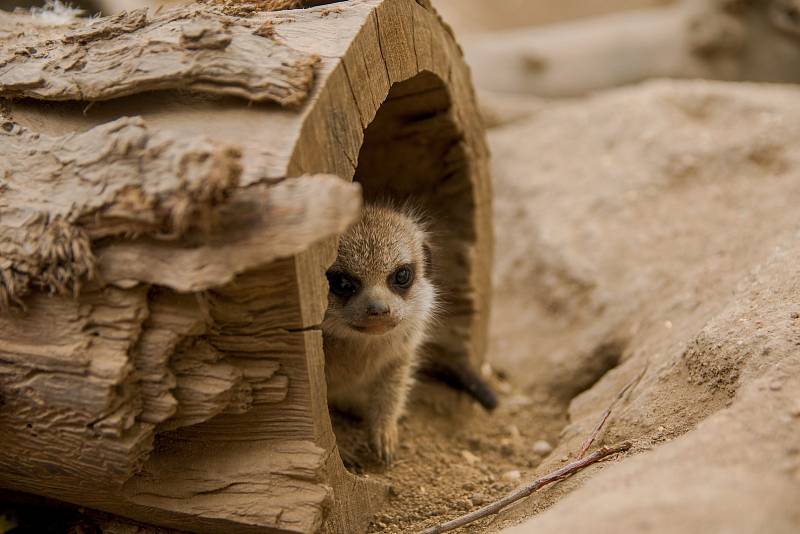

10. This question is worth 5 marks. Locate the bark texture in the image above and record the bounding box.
[0,7,319,104]
[0,115,241,309]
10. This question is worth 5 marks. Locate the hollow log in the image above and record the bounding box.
[0,1,492,532]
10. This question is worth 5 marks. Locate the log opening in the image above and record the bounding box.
[353,71,480,389]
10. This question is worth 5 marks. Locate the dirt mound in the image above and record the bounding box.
[486,79,800,532]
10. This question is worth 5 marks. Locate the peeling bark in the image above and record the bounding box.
[0,116,241,310]
[0,6,319,104]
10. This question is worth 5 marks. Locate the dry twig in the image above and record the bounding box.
[577,363,648,459]
[419,442,632,534]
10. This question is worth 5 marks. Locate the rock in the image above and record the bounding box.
[461,450,481,465]
[467,436,483,451]
[502,469,522,482]
[470,493,490,506]
[532,440,554,456]
[506,394,533,408]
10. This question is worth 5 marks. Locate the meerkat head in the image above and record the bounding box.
[323,204,436,339]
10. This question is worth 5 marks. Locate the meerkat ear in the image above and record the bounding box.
[422,242,433,271]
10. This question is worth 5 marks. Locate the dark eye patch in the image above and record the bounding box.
[389,264,415,293]
[326,271,360,298]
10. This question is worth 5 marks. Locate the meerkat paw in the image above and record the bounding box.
[371,422,399,466]
[336,445,365,473]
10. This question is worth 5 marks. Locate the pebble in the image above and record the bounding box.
[790,404,800,418]
[470,493,489,506]
[506,394,533,408]
[532,440,553,456]
[467,436,483,451]
[500,443,515,457]
[461,482,475,491]
[502,469,521,482]
[461,450,480,465]
[770,380,783,391]
[791,312,799,319]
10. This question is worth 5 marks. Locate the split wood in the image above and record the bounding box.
[419,442,632,534]
[577,362,649,459]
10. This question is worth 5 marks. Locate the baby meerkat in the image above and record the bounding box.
[323,203,436,465]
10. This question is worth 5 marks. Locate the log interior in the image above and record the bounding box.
[353,71,478,377]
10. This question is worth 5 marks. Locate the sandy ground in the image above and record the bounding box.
[333,79,800,533]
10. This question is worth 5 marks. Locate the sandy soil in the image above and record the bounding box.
[334,79,800,533]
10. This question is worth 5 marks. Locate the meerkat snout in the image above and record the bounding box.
[323,203,436,465]
[366,301,389,316]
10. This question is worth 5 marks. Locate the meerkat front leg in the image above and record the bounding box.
[367,358,413,465]
[322,203,436,467]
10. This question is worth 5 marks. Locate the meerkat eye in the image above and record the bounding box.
[326,271,360,297]
[390,265,414,290]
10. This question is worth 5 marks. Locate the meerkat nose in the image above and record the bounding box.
[366,301,390,316]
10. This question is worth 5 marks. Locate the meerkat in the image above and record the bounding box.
[323,203,436,465]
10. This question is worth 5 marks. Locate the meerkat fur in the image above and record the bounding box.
[323,202,437,465]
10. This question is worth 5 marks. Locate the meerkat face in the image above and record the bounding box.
[323,204,436,339]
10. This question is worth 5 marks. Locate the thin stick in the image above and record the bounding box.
[419,442,631,534]
[577,363,648,459]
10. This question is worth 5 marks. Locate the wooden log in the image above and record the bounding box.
[0,0,492,532]
[0,6,319,104]
[463,0,800,97]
